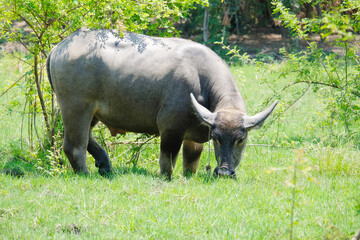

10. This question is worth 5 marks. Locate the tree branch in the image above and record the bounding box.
[33,54,50,135]
[296,80,360,98]
[0,73,26,98]
[263,82,311,133]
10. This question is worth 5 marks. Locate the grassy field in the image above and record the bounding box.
[0,53,359,239]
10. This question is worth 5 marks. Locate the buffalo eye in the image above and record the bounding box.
[212,137,220,144]
[234,138,245,145]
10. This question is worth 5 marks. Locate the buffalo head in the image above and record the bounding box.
[190,93,278,177]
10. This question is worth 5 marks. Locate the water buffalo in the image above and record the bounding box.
[46,28,278,179]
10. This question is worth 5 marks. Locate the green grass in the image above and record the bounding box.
[1,153,359,239]
[0,53,26,146]
[0,54,359,239]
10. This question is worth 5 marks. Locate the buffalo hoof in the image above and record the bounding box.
[98,167,112,177]
[97,163,112,176]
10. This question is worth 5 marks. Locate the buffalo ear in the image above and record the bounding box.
[190,93,216,127]
[244,100,278,130]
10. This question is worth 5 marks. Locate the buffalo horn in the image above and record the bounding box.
[190,93,216,127]
[244,100,278,130]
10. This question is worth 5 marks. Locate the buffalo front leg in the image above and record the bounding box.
[182,140,203,176]
[87,118,112,175]
[159,131,183,179]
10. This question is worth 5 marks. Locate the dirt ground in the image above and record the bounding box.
[227,27,356,58]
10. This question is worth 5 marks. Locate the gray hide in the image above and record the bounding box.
[47,29,278,178]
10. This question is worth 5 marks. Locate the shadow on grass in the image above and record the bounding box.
[0,143,38,177]
[104,165,159,179]
[102,165,230,183]
[0,147,235,184]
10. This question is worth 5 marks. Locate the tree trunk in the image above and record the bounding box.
[203,6,209,43]
[315,3,324,43]
[34,54,50,137]
[258,0,273,26]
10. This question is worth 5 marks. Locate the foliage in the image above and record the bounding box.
[0,0,207,164]
[182,0,275,37]
[219,0,360,139]
[272,0,360,134]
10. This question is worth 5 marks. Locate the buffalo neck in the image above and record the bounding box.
[203,63,246,114]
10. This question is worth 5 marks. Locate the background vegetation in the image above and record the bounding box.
[0,0,359,239]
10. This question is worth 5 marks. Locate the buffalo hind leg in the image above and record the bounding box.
[182,140,203,176]
[87,117,112,175]
[62,113,93,174]
[159,131,183,180]
[63,137,89,174]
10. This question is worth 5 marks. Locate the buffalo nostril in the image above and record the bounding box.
[214,167,236,178]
